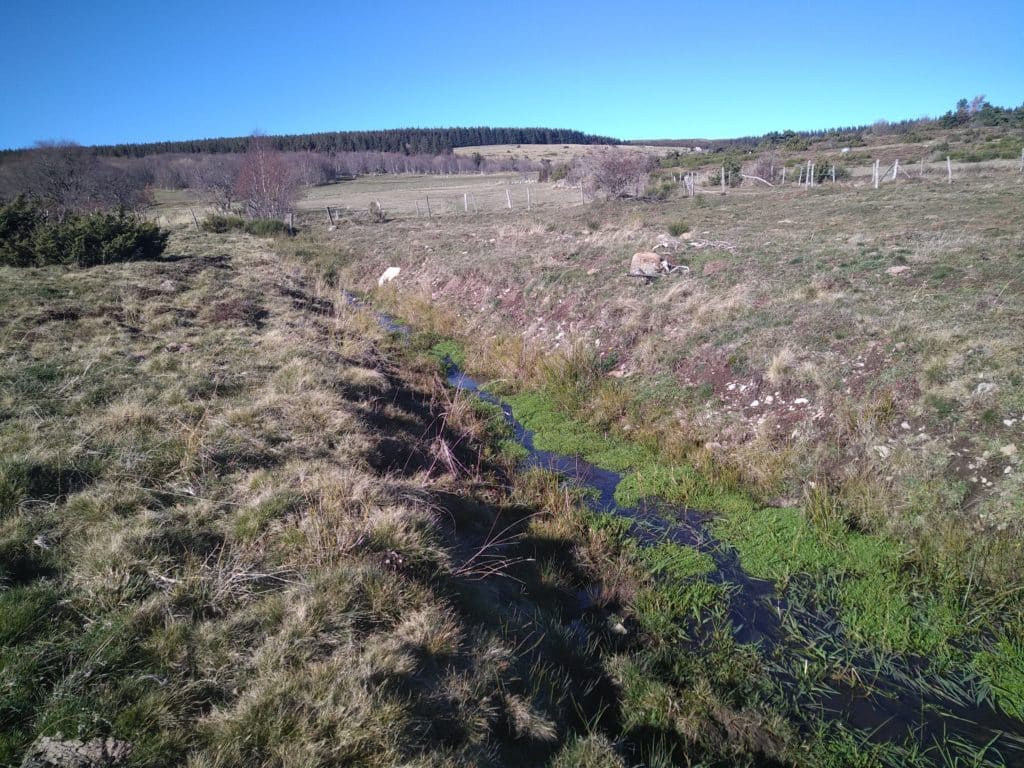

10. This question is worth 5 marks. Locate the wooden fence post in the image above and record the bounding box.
[721,165,726,194]
[946,157,952,184]
[464,193,468,213]
[892,159,899,181]
[781,167,786,185]
[189,208,199,229]
[425,196,432,216]
[580,185,585,204]
[831,164,836,183]
[526,186,531,209]
[506,188,512,209]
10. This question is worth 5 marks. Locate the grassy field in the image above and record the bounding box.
[7,126,1023,765]
[277,156,1024,750]
[296,173,582,219]
[3,226,874,766]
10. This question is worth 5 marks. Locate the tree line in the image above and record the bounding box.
[80,126,619,158]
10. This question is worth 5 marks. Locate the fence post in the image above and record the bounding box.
[781,167,786,185]
[946,157,952,184]
[892,159,899,181]
[831,164,835,183]
[1019,147,1023,173]
[526,186,531,209]
[721,165,726,194]
[580,184,585,204]
[189,208,199,229]
[506,188,512,209]
[464,193,468,213]
[425,195,432,216]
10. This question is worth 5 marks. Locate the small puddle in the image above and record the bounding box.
[353,293,1024,763]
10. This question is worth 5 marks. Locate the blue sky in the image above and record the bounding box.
[1,0,1021,149]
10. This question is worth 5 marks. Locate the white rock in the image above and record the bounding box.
[1000,444,1018,457]
[1004,419,1017,427]
[1006,466,1013,475]
[974,382,997,396]
[750,400,760,408]
[765,395,774,404]
[873,445,891,459]
[793,397,809,405]
[378,266,401,286]
[901,421,911,430]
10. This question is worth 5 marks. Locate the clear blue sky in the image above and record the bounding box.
[1,0,1021,149]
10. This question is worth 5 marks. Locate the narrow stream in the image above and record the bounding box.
[447,365,1024,764]
[355,294,1024,764]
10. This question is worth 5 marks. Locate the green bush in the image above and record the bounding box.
[667,220,690,236]
[201,214,289,236]
[0,197,168,268]
[244,218,289,236]
[812,160,851,183]
[200,214,247,233]
[708,156,743,188]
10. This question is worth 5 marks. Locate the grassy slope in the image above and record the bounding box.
[288,167,1024,569]
[1,229,833,767]
[279,153,1024,735]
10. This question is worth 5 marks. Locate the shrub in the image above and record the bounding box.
[667,220,690,237]
[708,156,743,188]
[201,214,289,237]
[812,160,850,184]
[0,197,168,268]
[244,218,289,236]
[201,214,247,233]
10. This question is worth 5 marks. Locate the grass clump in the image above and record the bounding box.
[667,220,690,236]
[201,213,290,236]
[974,629,1024,721]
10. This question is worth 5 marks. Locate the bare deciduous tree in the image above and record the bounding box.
[190,155,242,212]
[234,135,297,219]
[579,150,654,198]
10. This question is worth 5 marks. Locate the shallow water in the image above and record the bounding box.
[445,363,1024,764]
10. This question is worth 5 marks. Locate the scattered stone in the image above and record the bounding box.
[764,395,774,404]
[873,445,891,459]
[1000,444,1018,457]
[886,265,911,276]
[750,400,760,408]
[793,397,809,405]
[610,621,628,635]
[1006,466,1013,475]
[974,382,997,396]
[158,279,176,292]
[1004,419,1017,427]
[901,421,911,430]
[21,736,132,767]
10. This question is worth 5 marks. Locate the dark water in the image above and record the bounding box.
[352,293,1024,764]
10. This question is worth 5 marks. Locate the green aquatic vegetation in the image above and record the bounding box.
[428,338,466,369]
[637,541,715,580]
[974,629,1024,722]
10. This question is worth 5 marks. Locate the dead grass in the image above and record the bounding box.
[286,163,1024,595]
